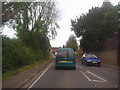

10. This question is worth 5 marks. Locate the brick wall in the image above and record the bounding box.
[88,35,118,68]
[95,50,118,66]
[104,35,118,50]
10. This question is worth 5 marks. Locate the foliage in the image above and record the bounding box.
[25,31,51,57]
[2,36,37,73]
[71,2,118,52]
[66,35,78,51]
[2,2,59,46]
[2,2,59,73]
[2,2,31,25]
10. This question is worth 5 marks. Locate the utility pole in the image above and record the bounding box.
[118,1,120,27]
[118,1,120,71]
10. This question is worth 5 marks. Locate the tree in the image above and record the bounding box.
[66,35,78,51]
[2,2,60,73]
[71,2,118,52]
[2,1,60,73]
[2,2,59,43]
[2,2,31,24]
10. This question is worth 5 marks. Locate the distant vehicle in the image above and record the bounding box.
[81,54,101,67]
[55,48,76,69]
[52,51,58,59]
[52,54,55,59]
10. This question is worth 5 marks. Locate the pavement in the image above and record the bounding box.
[2,57,119,88]
[101,63,119,70]
[2,58,53,88]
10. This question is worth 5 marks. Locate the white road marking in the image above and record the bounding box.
[95,85,97,87]
[28,62,53,89]
[86,70,107,82]
[115,85,118,88]
[80,71,92,81]
[92,80,104,82]
[77,65,82,69]
[78,65,107,82]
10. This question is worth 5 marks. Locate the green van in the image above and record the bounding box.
[55,48,76,70]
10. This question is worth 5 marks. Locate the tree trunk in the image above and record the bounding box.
[22,8,27,45]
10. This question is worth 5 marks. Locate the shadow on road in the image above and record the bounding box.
[55,67,76,70]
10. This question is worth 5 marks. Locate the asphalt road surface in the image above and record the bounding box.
[29,60,118,88]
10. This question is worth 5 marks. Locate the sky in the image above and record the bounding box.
[2,0,120,47]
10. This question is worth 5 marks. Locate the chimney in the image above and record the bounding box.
[102,0,111,7]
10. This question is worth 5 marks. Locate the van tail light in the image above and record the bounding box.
[74,59,76,63]
[56,59,58,63]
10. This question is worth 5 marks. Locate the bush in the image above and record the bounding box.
[2,36,47,73]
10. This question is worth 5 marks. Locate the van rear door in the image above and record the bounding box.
[67,50,75,63]
[57,50,75,63]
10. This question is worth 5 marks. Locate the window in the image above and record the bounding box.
[58,51,67,58]
[86,54,97,58]
[57,50,74,58]
[68,51,74,58]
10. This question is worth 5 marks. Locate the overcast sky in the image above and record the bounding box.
[2,0,120,47]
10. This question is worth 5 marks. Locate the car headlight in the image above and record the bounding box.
[87,60,91,62]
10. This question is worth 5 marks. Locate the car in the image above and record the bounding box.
[55,48,76,69]
[81,54,101,67]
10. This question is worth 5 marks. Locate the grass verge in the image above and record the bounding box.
[3,58,50,81]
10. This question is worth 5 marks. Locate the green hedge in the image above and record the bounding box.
[2,36,47,73]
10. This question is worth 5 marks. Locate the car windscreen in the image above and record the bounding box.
[86,54,97,58]
[57,50,74,58]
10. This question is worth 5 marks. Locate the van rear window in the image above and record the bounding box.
[57,50,74,58]
[68,51,74,58]
[57,51,67,58]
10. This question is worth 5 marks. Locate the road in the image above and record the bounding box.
[29,60,118,88]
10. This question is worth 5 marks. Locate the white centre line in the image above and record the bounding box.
[95,85,97,88]
[92,80,104,82]
[28,62,53,89]
[115,85,118,88]
[79,66,82,68]
[80,71,92,81]
[77,65,82,69]
[86,70,107,82]
[76,65,78,68]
